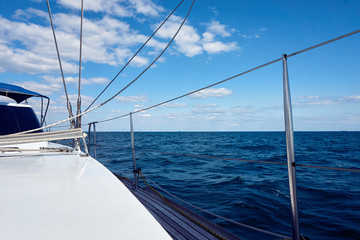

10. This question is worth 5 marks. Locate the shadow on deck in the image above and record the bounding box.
[115,175,241,240]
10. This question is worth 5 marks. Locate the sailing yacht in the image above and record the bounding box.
[0,1,242,238]
[0,83,172,239]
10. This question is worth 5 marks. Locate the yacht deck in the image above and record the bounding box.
[117,176,241,240]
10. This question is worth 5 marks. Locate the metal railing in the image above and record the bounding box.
[84,29,360,239]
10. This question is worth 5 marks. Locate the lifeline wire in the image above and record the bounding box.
[85,0,185,111]
[143,174,291,239]
[13,0,195,135]
[45,0,75,128]
[13,28,360,134]
[95,28,360,124]
[96,57,283,123]
[87,144,360,173]
[138,170,228,240]
[135,147,360,173]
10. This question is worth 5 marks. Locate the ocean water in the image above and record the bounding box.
[92,131,360,239]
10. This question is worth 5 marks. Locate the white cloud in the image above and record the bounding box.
[0,4,240,77]
[175,25,203,57]
[162,112,192,119]
[192,106,226,114]
[110,109,127,114]
[130,56,149,67]
[294,95,360,107]
[0,16,79,74]
[193,103,218,108]
[206,20,232,37]
[191,103,233,116]
[57,0,133,17]
[154,17,239,57]
[47,105,69,114]
[116,94,149,102]
[0,43,77,74]
[163,103,188,108]
[129,0,164,16]
[231,105,255,114]
[202,32,214,42]
[154,16,203,57]
[239,28,267,39]
[138,113,152,117]
[0,95,9,102]
[41,76,109,85]
[58,94,95,108]
[190,88,233,98]
[342,95,360,102]
[85,77,109,84]
[57,0,164,17]
[203,41,238,54]
[53,14,143,66]
[15,81,63,96]
[13,8,48,20]
[0,11,154,75]
[201,20,238,54]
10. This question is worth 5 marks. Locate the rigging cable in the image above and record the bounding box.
[135,148,360,173]
[45,0,75,129]
[13,28,360,134]
[93,145,360,173]
[15,0,195,135]
[95,28,360,124]
[85,0,185,111]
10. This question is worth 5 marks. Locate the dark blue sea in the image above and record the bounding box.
[92,131,360,239]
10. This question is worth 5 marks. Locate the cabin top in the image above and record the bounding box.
[0,83,48,135]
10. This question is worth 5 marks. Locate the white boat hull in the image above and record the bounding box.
[0,142,171,240]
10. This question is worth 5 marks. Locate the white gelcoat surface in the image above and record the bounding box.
[0,142,171,240]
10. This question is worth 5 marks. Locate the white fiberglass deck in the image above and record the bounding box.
[0,142,171,240]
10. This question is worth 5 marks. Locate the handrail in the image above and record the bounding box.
[83,144,360,173]
[142,174,291,239]
[133,147,360,173]
[130,113,138,189]
[0,129,88,155]
[87,122,98,158]
[92,28,360,124]
[13,29,359,134]
[81,28,360,240]
[283,53,300,240]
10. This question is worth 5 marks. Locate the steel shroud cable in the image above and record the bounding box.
[13,28,360,134]
[45,0,75,128]
[95,28,360,124]
[85,0,186,111]
[13,0,195,135]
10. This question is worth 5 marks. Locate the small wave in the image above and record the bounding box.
[241,144,274,151]
[210,176,244,187]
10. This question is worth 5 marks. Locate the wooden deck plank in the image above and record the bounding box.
[135,191,199,240]
[120,178,210,240]
[115,175,241,240]
[133,183,238,240]
[134,188,216,240]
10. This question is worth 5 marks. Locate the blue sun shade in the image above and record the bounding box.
[0,82,47,103]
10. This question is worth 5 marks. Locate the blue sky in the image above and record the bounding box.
[0,0,359,131]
